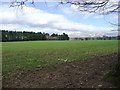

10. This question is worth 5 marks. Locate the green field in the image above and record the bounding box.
[2,40,118,76]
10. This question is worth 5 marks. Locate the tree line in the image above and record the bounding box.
[1,30,69,42]
[71,35,120,40]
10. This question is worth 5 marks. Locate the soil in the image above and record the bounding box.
[3,53,118,88]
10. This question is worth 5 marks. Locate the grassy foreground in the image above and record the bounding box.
[2,40,118,76]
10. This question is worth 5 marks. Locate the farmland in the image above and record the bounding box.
[2,40,119,88]
[2,40,118,88]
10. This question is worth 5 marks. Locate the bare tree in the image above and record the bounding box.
[9,0,119,15]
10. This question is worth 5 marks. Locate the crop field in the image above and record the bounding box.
[2,40,118,76]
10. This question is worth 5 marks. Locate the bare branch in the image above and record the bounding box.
[9,0,119,15]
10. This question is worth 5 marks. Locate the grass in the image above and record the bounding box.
[2,40,118,76]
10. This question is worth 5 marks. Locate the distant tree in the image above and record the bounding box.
[58,33,69,40]
[1,30,49,41]
[45,33,49,36]
[118,36,120,40]
[51,33,58,37]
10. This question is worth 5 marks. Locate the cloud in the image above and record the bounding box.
[0,4,117,38]
[63,0,118,19]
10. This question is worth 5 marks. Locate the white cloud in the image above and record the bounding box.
[0,4,117,38]
[64,0,119,19]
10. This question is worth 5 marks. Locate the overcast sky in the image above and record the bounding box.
[0,0,118,38]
